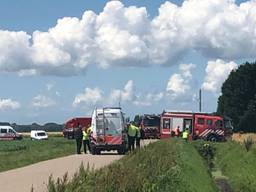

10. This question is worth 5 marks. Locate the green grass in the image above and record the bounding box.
[0,137,75,172]
[213,141,256,192]
[48,139,217,192]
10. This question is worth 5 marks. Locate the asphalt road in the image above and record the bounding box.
[0,139,155,192]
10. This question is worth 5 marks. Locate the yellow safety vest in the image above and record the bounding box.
[83,126,92,140]
[128,124,137,137]
[83,131,89,140]
[182,131,189,139]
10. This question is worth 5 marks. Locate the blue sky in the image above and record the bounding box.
[0,0,254,124]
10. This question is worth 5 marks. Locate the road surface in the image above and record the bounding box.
[0,139,155,192]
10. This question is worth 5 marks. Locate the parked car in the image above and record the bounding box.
[30,130,48,140]
[0,126,23,140]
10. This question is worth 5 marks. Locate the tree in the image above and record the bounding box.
[217,62,256,132]
[238,95,256,133]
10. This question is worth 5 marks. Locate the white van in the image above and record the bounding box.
[90,107,128,154]
[0,126,23,140]
[30,130,48,140]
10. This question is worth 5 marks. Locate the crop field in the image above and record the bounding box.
[0,137,74,172]
[232,133,256,143]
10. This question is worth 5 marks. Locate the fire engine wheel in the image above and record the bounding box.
[207,134,219,142]
[91,146,96,155]
[91,146,101,155]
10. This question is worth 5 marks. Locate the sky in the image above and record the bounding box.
[0,0,255,124]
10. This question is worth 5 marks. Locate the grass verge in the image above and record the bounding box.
[213,141,256,192]
[0,137,74,172]
[48,139,217,192]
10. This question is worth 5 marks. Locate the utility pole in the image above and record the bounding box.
[199,89,202,112]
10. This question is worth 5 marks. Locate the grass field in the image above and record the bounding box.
[0,137,74,172]
[48,139,217,192]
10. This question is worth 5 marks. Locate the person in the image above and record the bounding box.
[82,126,91,154]
[182,128,189,142]
[174,126,181,137]
[135,125,141,148]
[128,121,137,151]
[74,123,83,154]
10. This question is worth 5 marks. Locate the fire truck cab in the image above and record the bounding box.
[160,110,232,141]
[137,114,160,139]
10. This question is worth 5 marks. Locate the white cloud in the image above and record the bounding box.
[109,80,134,105]
[46,83,55,91]
[73,87,103,107]
[166,63,196,100]
[17,69,37,77]
[73,80,165,108]
[202,59,238,93]
[32,95,56,108]
[0,1,255,75]
[0,98,20,110]
[133,92,164,106]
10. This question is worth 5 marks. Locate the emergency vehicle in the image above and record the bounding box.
[90,107,128,155]
[0,126,22,140]
[137,114,160,139]
[160,110,233,141]
[63,117,91,139]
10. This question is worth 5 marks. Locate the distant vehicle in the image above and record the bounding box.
[63,117,92,139]
[136,114,161,139]
[0,126,22,140]
[160,110,233,141]
[30,130,48,140]
[90,107,128,155]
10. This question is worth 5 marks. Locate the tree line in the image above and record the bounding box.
[217,61,256,133]
[0,122,63,132]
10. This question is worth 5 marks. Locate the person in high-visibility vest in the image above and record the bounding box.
[128,121,137,151]
[83,126,91,154]
[135,126,141,148]
[182,128,189,142]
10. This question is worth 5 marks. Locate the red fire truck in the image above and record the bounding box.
[63,117,91,139]
[136,114,160,139]
[160,110,233,141]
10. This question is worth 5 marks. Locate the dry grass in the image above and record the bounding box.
[232,133,256,143]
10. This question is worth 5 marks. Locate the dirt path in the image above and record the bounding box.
[0,139,155,192]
